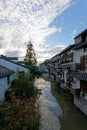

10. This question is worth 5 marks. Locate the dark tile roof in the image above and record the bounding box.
[6,57,18,60]
[60,44,75,55]
[17,61,25,64]
[51,44,76,61]
[0,55,18,60]
[0,65,14,78]
[51,53,60,60]
[0,56,28,69]
[75,41,87,50]
[74,29,87,39]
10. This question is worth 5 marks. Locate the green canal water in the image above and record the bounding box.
[35,78,87,130]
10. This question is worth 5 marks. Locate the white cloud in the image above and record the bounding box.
[57,27,62,33]
[0,0,72,63]
[36,44,65,64]
[72,29,77,35]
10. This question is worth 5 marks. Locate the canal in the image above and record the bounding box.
[35,78,87,130]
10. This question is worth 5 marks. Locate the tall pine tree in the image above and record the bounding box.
[24,41,37,67]
[24,41,39,78]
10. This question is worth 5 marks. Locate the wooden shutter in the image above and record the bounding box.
[84,55,87,71]
[80,80,87,93]
[80,56,84,71]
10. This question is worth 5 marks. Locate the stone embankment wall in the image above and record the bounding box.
[74,96,87,116]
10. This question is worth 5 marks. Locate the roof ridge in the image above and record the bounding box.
[0,56,28,69]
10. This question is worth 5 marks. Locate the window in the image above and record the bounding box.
[86,35,87,41]
[75,36,82,44]
[84,56,87,71]
[80,80,87,93]
[82,35,85,42]
[80,55,87,71]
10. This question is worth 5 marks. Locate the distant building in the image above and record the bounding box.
[39,63,48,73]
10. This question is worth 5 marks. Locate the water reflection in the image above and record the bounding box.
[35,78,87,130]
[51,82,87,130]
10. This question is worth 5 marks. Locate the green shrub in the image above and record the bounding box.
[1,71,40,130]
[0,98,40,130]
[5,72,38,101]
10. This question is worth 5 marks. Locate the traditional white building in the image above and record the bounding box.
[50,29,87,115]
[71,30,87,98]
[0,65,15,101]
[0,55,28,101]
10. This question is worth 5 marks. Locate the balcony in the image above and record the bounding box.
[61,64,70,69]
[71,63,80,70]
[61,63,80,70]
[70,71,87,81]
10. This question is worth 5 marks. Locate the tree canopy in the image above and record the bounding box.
[42,59,50,65]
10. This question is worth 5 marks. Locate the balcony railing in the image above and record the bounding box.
[70,70,87,81]
[60,63,80,70]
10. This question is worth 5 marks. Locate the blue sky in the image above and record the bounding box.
[0,0,87,63]
[46,0,87,46]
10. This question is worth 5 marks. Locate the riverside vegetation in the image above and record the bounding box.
[0,41,41,130]
[0,71,40,130]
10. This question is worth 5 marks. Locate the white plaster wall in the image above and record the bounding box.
[72,77,80,88]
[73,48,87,63]
[64,69,68,83]
[0,59,28,72]
[73,48,83,63]
[10,74,15,82]
[9,74,15,87]
[0,77,7,101]
[84,94,87,100]
[0,74,15,101]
